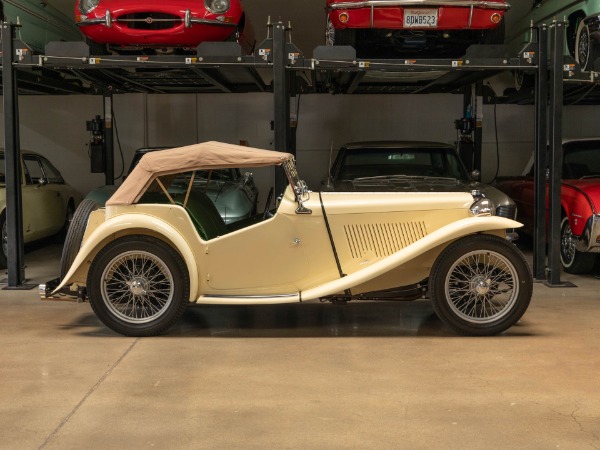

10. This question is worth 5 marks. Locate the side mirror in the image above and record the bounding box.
[471,170,481,182]
[38,177,48,186]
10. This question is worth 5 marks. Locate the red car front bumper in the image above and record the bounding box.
[76,0,244,47]
[327,1,509,31]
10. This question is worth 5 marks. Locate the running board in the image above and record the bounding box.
[196,294,301,305]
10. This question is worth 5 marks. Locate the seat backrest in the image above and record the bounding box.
[173,191,228,241]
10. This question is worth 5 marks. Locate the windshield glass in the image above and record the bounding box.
[336,146,470,181]
[563,141,600,179]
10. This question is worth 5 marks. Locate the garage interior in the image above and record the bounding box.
[2,1,600,448]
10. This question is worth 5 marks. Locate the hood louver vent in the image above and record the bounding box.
[343,222,427,259]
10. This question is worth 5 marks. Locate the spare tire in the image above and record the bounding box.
[60,199,99,280]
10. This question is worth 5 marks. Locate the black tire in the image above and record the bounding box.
[60,199,99,279]
[0,211,7,270]
[560,216,597,274]
[326,16,356,47]
[87,235,189,336]
[576,21,600,71]
[54,200,75,243]
[429,234,532,336]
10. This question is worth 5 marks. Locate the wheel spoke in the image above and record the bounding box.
[101,250,174,324]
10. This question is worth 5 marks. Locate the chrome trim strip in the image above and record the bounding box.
[371,5,375,28]
[79,17,236,27]
[328,1,510,11]
[77,17,106,26]
[468,5,473,28]
[190,18,236,26]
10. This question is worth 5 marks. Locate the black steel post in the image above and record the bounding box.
[547,20,565,286]
[473,81,484,173]
[1,22,26,287]
[272,21,291,195]
[103,92,115,185]
[533,24,548,281]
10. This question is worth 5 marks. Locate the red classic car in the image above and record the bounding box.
[326,0,510,56]
[495,139,600,274]
[75,0,255,54]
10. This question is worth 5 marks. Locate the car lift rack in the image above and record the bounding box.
[1,19,595,290]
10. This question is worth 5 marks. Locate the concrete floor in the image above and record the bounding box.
[1,242,600,449]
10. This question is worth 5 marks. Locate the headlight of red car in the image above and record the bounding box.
[205,0,230,14]
[79,0,100,14]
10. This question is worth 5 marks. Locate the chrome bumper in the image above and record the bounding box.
[576,214,600,253]
[78,10,236,28]
[39,278,86,303]
[328,1,510,11]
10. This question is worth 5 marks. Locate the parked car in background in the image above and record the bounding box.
[495,139,600,274]
[86,147,259,225]
[43,141,532,338]
[1,0,82,53]
[507,0,600,71]
[326,0,510,57]
[324,141,517,220]
[75,0,255,54]
[0,151,79,269]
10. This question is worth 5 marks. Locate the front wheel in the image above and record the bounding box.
[87,236,190,336]
[430,235,532,336]
[326,16,356,47]
[560,216,597,274]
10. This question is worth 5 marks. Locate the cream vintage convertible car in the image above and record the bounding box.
[41,142,532,337]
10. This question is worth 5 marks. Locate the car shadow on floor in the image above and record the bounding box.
[66,300,535,338]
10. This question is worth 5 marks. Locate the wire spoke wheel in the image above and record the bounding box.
[445,250,518,324]
[430,235,532,336]
[560,219,576,266]
[88,236,189,336]
[101,250,174,324]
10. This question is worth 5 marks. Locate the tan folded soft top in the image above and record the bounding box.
[107,141,294,206]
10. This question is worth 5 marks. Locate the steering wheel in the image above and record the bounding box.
[263,187,275,220]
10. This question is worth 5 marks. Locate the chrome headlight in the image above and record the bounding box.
[470,198,495,216]
[79,0,100,14]
[205,0,230,14]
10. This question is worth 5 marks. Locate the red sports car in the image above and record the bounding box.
[75,0,255,54]
[495,139,600,274]
[326,0,510,56]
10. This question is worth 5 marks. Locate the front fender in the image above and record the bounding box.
[301,216,522,301]
[56,214,199,302]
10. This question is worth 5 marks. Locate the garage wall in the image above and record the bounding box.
[0,93,597,198]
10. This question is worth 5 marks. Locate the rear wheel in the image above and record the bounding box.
[430,235,532,336]
[326,16,356,47]
[560,216,597,274]
[87,236,189,336]
[0,212,7,270]
[576,21,600,71]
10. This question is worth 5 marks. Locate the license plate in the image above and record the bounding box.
[404,9,438,28]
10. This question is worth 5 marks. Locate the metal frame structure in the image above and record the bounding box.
[0,19,591,289]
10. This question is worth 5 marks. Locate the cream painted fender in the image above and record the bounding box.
[55,214,199,302]
[300,216,523,302]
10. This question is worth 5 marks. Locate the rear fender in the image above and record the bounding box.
[301,216,522,301]
[56,214,199,302]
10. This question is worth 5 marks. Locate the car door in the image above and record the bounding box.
[204,213,310,293]
[21,155,64,239]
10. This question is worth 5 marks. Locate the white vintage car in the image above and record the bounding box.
[42,142,533,337]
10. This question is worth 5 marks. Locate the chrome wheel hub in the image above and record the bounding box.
[472,276,491,296]
[128,277,149,296]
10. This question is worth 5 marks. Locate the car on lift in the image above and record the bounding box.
[42,141,532,338]
[323,141,517,220]
[0,151,80,269]
[495,139,600,274]
[75,0,255,54]
[325,0,511,57]
[507,0,600,71]
[0,0,82,53]
[85,147,259,225]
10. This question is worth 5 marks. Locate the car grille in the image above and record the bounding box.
[117,13,181,30]
[496,205,517,219]
[344,221,428,259]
